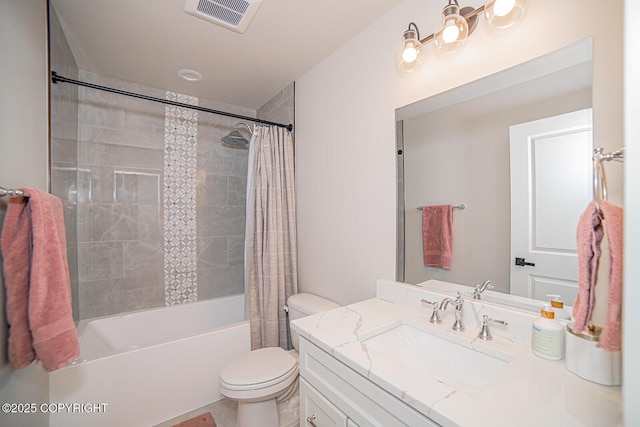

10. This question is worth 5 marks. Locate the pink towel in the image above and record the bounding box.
[572,201,603,334]
[572,200,624,352]
[1,188,79,371]
[422,205,453,269]
[597,200,623,352]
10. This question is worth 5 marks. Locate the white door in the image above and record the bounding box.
[509,109,593,303]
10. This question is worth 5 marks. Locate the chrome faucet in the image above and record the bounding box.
[420,299,442,324]
[439,293,465,331]
[473,280,494,300]
[477,315,508,341]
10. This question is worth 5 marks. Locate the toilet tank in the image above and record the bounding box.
[287,293,340,351]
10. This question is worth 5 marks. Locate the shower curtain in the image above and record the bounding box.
[245,125,298,350]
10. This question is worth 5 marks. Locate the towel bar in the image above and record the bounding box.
[417,204,465,211]
[0,187,24,198]
[593,147,625,212]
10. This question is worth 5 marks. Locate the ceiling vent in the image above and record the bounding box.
[184,0,263,34]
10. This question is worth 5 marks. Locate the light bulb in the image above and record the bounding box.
[442,21,460,44]
[402,44,418,63]
[484,0,527,29]
[434,4,468,54]
[493,0,515,16]
[397,24,424,72]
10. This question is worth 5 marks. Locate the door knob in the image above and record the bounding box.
[515,257,535,267]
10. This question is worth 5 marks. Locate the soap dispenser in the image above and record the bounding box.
[532,306,565,360]
[546,294,571,320]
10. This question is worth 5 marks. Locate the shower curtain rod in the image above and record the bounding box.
[51,72,293,132]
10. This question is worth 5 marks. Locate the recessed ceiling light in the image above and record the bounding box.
[178,69,203,82]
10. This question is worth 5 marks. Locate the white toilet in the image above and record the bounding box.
[219,293,340,427]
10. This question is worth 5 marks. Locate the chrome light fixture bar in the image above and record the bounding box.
[398,0,527,72]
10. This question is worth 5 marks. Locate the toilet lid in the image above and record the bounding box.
[220,347,297,388]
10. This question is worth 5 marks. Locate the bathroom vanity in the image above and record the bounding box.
[291,279,621,427]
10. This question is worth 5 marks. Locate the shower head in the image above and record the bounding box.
[221,130,249,147]
[221,122,252,148]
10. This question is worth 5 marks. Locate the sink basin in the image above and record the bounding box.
[363,324,509,396]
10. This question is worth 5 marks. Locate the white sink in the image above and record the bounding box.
[363,324,510,397]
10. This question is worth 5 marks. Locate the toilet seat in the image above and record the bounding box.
[219,347,298,397]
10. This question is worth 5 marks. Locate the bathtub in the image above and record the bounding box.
[49,294,250,427]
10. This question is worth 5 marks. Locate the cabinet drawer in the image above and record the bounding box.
[300,377,348,427]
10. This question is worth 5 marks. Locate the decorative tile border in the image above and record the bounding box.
[163,92,198,305]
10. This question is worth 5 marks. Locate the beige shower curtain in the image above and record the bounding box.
[247,125,298,350]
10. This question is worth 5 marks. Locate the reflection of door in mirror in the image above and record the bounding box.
[509,109,593,303]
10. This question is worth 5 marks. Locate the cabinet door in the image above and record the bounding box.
[300,378,348,427]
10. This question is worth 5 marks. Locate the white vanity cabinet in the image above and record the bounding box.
[298,337,439,427]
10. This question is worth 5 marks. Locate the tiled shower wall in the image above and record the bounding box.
[257,83,295,128]
[75,71,166,318]
[71,72,256,319]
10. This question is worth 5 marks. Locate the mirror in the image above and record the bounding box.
[396,39,594,308]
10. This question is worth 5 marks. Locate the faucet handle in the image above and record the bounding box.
[452,301,465,331]
[421,299,442,324]
[477,315,508,340]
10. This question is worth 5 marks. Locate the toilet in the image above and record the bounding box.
[219,293,340,427]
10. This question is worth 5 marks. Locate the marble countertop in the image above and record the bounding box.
[291,294,622,427]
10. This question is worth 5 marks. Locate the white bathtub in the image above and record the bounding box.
[49,294,250,427]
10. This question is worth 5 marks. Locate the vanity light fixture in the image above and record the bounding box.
[398,0,527,71]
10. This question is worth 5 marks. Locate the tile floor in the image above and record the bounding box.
[154,394,300,427]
